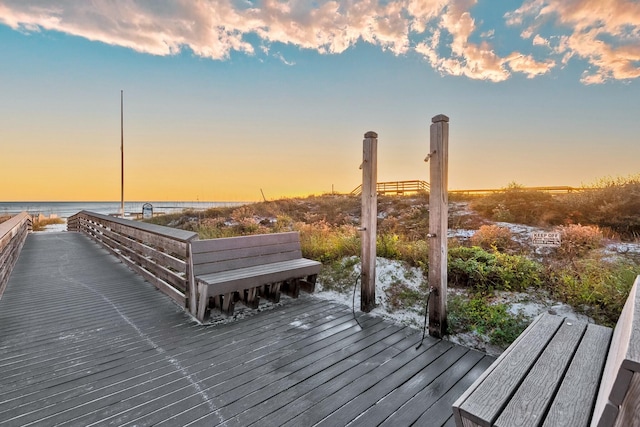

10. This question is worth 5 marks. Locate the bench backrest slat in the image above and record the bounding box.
[613,372,640,426]
[191,232,303,276]
[192,241,301,265]
[593,277,640,426]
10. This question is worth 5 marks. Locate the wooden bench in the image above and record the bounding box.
[453,275,640,427]
[192,232,321,321]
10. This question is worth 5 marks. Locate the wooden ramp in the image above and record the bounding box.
[0,233,494,426]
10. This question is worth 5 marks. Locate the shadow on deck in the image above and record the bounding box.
[0,233,494,426]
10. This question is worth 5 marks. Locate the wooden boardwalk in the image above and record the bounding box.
[0,232,494,426]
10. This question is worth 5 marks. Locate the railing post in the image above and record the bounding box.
[187,240,198,316]
[428,114,449,338]
[361,131,378,312]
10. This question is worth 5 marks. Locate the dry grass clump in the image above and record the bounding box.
[557,224,604,258]
[32,217,65,231]
[470,183,564,226]
[563,176,640,239]
[469,176,640,239]
[470,225,515,252]
[295,221,360,262]
[0,215,11,225]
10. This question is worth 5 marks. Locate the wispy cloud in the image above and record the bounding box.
[273,51,295,66]
[0,0,638,84]
[506,0,640,84]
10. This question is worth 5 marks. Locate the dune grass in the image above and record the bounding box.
[147,177,640,337]
[31,217,65,232]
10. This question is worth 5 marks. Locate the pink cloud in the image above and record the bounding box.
[506,53,555,78]
[507,0,640,83]
[0,0,636,84]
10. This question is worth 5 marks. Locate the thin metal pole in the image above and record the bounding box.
[120,90,124,218]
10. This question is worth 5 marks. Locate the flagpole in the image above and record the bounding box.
[121,90,124,218]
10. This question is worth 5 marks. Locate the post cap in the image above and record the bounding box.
[364,131,378,138]
[432,114,449,123]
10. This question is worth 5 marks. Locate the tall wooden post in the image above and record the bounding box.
[361,131,378,312]
[428,114,449,338]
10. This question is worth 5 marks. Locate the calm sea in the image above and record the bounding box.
[0,201,247,219]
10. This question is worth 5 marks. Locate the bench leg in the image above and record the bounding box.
[196,282,209,322]
[266,282,281,303]
[221,292,236,315]
[241,287,260,309]
[248,287,260,308]
[212,294,221,310]
[256,284,266,298]
[299,274,317,293]
[282,279,300,299]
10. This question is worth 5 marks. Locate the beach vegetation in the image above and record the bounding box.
[147,177,640,342]
[470,225,516,252]
[31,216,65,232]
[448,294,530,347]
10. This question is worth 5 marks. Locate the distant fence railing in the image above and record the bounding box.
[68,211,200,313]
[350,180,430,196]
[0,212,32,298]
[350,183,585,196]
[449,186,585,195]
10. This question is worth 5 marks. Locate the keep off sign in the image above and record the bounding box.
[531,232,561,247]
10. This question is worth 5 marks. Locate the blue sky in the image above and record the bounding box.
[1,0,639,201]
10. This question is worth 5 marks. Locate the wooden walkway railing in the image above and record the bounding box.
[68,211,199,314]
[350,180,430,196]
[449,186,584,195]
[0,212,32,298]
[349,182,584,197]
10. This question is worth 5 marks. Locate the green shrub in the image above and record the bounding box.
[448,246,543,292]
[448,294,529,347]
[396,239,429,270]
[377,233,401,259]
[385,282,424,310]
[318,257,360,293]
[547,258,640,326]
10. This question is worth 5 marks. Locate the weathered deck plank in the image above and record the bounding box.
[0,232,494,426]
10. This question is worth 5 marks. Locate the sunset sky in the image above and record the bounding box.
[1,1,639,202]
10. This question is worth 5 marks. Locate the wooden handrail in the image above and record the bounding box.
[0,212,32,299]
[450,186,585,195]
[350,180,430,196]
[348,183,587,196]
[68,211,199,313]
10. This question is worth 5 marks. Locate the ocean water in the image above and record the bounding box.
[0,201,246,219]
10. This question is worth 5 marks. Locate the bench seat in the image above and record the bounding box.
[196,258,321,297]
[453,276,640,427]
[192,232,321,320]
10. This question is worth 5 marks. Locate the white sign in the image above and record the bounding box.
[531,231,561,247]
[142,203,153,219]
